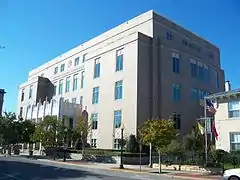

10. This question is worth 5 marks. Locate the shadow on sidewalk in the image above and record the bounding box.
[0,159,110,180]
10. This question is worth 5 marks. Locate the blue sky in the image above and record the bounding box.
[0,0,239,112]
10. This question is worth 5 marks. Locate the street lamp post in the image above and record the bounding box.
[63,128,68,162]
[119,125,124,169]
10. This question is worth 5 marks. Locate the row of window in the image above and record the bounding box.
[172,52,218,87]
[91,110,122,130]
[53,49,123,76]
[54,54,87,75]
[91,138,123,149]
[166,31,214,59]
[172,84,209,102]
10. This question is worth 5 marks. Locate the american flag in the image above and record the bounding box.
[206,99,217,114]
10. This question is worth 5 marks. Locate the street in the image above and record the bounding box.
[0,156,181,180]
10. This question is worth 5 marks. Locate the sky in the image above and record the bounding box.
[0,0,240,112]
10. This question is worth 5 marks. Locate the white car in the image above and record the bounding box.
[223,168,240,180]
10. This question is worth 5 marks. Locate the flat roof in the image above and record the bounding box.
[206,88,240,100]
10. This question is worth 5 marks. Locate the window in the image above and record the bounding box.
[69,118,73,129]
[198,90,205,100]
[230,132,240,151]
[116,49,123,71]
[172,52,180,73]
[228,101,240,118]
[173,113,181,129]
[83,53,87,62]
[21,89,25,102]
[91,113,98,129]
[114,110,122,128]
[81,71,85,88]
[197,61,204,80]
[29,86,33,99]
[92,87,99,104]
[172,84,181,101]
[191,88,198,100]
[115,80,123,100]
[74,57,79,66]
[59,80,63,95]
[91,139,97,148]
[166,32,173,40]
[19,107,23,117]
[214,70,219,90]
[79,96,83,105]
[65,99,69,103]
[72,98,77,104]
[190,59,197,78]
[60,64,65,72]
[65,77,70,93]
[182,39,188,46]
[54,67,58,74]
[114,139,121,150]
[53,84,57,96]
[204,64,210,84]
[73,74,78,91]
[94,58,100,78]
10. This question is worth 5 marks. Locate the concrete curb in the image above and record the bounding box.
[165,174,221,180]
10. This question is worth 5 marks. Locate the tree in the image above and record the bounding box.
[182,126,204,164]
[33,116,65,147]
[73,116,91,156]
[139,119,176,173]
[126,134,139,153]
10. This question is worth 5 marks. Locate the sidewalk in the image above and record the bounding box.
[37,159,222,180]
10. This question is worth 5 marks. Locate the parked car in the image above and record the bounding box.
[223,168,240,180]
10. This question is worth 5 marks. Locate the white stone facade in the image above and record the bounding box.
[17,10,224,149]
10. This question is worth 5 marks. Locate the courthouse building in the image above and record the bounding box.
[17,10,225,149]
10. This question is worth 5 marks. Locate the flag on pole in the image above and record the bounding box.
[206,99,217,114]
[197,122,204,135]
[212,120,219,140]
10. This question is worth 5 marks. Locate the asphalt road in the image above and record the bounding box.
[0,156,180,180]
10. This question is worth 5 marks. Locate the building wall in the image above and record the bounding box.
[17,10,225,148]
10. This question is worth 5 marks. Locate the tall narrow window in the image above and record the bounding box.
[116,49,123,71]
[73,74,78,91]
[115,80,123,100]
[81,71,85,88]
[215,70,219,90]
[74,57,79,66]
[59,80,63,95]
[72,97,77,104]
[173,113,181,129]
[91,139,97,148]
[114,110,122,128]
[21,89,25,102]
[204,64,210,84]
[29,85,33,99]
[172,52,180,73]
[82,53,87,62]
[65,77,70,93]
[92,87,99,104]
[172,84,181,101]
[54,67,58,74]
[60,64,65,72]
[166,32,173,40]
[191,88,198,100]
[91,113,98,129]
[79,96,83,105]
[94,58,100,78]
[53,83,57,96]
[190,59,197,78]
[197,61,204,80]
[19,107,23,117]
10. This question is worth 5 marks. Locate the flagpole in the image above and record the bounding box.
[204,97,208,165]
